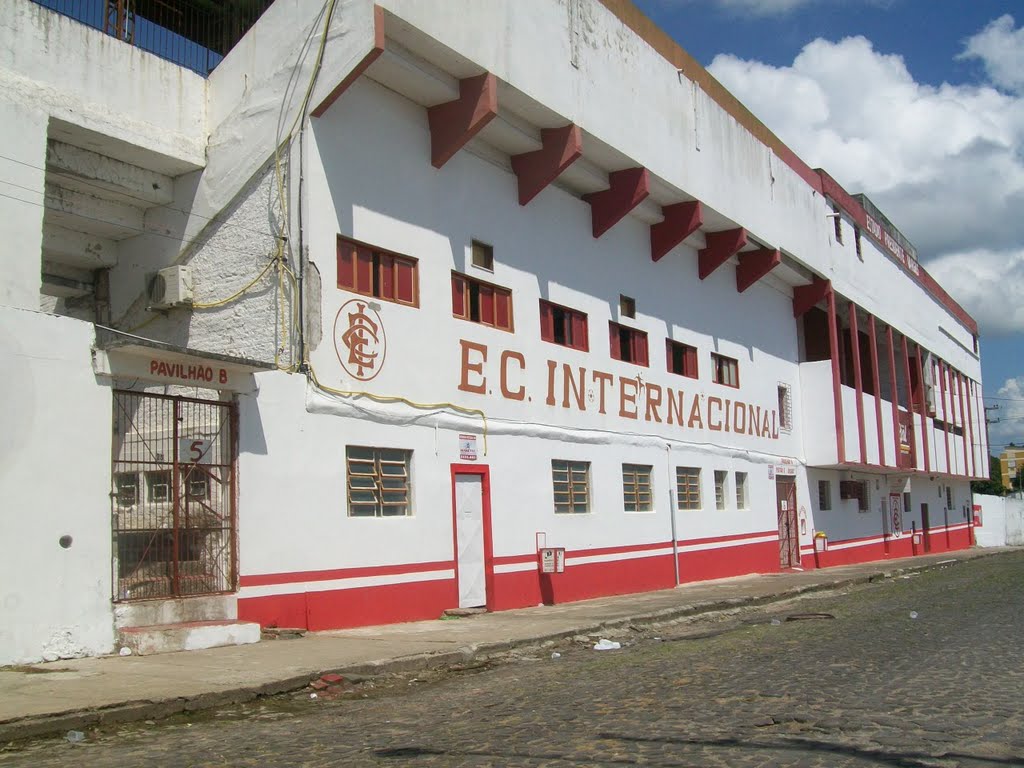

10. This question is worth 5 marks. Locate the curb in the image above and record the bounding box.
[0,551,993,743]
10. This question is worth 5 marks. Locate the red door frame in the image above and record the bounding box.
[449,464,495,611]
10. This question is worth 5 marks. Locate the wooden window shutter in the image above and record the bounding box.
[395,258,415,304]
[451,274,467,317]
[539,301,554,342]
[634,331,649,367]
[571,311,588,351]
[337,240,356,290]
[494,289,511,330]
[377,252,394,301]
[354,246,374,294]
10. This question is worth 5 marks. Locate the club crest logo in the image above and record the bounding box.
[334,299,386,381]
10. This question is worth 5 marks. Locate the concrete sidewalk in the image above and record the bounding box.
[0,547,1009,741]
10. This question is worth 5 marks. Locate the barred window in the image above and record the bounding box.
[778,384,793,432]
[114,472,139,507]
[735,471,749,510]
[146,470,171,503]
[346,447,412,517]
[818,480,832,511]
[714,470,728,511]
[552,460,590,514]
[622,464,653,512]
[676,466,701,511]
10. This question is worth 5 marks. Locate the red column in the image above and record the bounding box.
[848,303,866,464]
[886,326,901,467]
[914,348,931,474]
[956,371,969,478]
[939,361,951,475]
[868,315,885,466]
[967,377,978,477]
[827,291,846,464]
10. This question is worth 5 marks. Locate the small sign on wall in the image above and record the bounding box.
[459,434,478,461]
[539,547,566,574]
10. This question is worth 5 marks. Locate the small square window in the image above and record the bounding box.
[818,480,832,511]
[452,272,514,332]
[114,472,139,507]
[622,464,653,512]
[146,470,172,503]
[832,204,843,244]
[619,294,636,319]
[667,340,698,379]
[552,460,590,514]
[539,300,588,351]
[346,446,412,517]
[735,472,748,510]
[714,470,728,511]
[676,467,701,511]
[183,466,210,500]
[471,240,494,271]
[711,353,739,388]
[778,384,792,432]
[610,322,649,366]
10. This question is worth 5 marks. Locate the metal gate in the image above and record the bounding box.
[111,390,237,601]
[776,477,799,569]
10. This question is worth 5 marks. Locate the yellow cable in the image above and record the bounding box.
[191,254,279,310]
[307,364,489,455]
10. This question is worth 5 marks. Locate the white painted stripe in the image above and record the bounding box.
[494,561,536,575]
[827,536,885,551]
[676,534,776,554]
[567,546,675,567]
[238,568,455,600]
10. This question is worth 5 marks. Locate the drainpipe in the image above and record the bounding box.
[296,123,307,370]
[666,443,680,586]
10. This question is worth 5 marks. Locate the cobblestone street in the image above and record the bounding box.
[4,552,1023,767]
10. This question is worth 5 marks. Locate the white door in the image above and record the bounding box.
[455,474,486,608]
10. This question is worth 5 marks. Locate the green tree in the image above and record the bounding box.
[971,454,1007,496]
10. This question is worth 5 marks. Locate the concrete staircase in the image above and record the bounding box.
[114,595,260,656]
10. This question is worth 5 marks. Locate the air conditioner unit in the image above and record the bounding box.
[149,266,194,309]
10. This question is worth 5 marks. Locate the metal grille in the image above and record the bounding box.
[31,0,274,76]
[346,446,412,517]
[111,390,237,601]
[621,463,652,512]
[676,466,701,511]
[552,460,590,514]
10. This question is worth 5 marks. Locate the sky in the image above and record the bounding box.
[632,0,1024,456]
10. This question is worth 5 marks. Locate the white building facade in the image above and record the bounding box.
[0,0,987,664]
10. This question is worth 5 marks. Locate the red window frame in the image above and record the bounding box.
[666,339,698,379]
[539,300,588,351]
[451,272,514,332]
[609,322,649,367]
[337,236,418,307]
[711,352,739,388]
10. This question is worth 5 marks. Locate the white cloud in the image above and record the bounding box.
[712,0,817,16]
[958,14,1024,94]
[926,249,1024,337]
[707,30,1024,333]
[988,377,1024,452]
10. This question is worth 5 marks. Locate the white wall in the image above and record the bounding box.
[1,0,206,169]
[974,494,1024,548]
[0,307,114,664]
[307,77,802,462]
[0,99,47,310]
